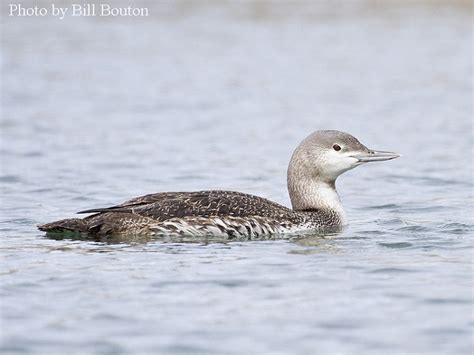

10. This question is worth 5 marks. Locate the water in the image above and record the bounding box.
[1,2,473,354]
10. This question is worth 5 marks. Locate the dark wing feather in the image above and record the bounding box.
[78,190,292,222]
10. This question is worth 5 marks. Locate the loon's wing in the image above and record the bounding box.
[78,190,291,222]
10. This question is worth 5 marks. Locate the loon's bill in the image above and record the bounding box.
[351,150,400,162]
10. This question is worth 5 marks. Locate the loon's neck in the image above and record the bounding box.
[287,176,347,224]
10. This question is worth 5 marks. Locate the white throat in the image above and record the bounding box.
[287,174,347,224]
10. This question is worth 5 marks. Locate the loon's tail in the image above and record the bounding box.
[38,218,89,234]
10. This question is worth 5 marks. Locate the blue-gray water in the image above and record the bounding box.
[1,2,473,354]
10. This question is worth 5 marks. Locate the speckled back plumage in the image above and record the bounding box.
[39,190,343,237]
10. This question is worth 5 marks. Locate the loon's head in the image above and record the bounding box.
[287,130,400,212]
[290,130,400,182]
[289,130,400,182]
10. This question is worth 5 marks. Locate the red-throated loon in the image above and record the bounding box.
[38,130,400,238]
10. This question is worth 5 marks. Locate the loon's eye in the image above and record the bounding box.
[333,144,342,151]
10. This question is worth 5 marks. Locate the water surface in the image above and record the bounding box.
[1,2,472,354]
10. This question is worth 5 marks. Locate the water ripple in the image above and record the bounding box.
[423,298,471,305]
[441,223,473,234]
[395,225,432,232]
[0,175,22,183]
[378,242,413,249]
[369,267,418,274]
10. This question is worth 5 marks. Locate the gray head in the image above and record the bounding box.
[287,130,399,211]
